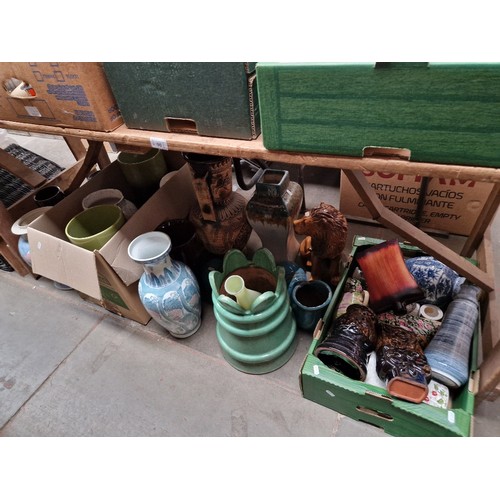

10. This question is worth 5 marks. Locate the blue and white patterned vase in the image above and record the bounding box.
[128,231,202,338]
[405,256,465,308]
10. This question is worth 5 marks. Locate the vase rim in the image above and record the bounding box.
[128,231,172,264]
[11,206,51,235]
[117,148,160,165]
[82,188,124,209]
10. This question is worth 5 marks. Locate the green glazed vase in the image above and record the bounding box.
[209,248,298,374]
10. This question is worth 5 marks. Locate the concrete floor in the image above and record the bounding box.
[1,131,500,438]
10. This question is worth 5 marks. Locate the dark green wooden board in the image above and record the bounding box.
[256,63,500,167]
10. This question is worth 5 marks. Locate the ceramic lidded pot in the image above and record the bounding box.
[128,231,202,338]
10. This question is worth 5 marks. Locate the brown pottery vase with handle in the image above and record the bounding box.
[183,153,252,255]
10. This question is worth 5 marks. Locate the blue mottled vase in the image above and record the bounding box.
[128,231,202,338]
[424,284,481,389]
[18,234,31,266]
[11,207,51,267]
[405,256,465,307]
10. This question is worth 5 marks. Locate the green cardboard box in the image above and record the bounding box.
[300,236,479,437]
[104,62,260,140]
[257,62,500,167]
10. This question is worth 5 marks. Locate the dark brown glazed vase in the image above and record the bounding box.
[314,304,378,381]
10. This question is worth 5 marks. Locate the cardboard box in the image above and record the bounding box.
[256,62,500,167]
[300,236,479,437]
[0,62,123,131]
[27,162,196,324]
[103,62,260,140]
[339,170,496,236]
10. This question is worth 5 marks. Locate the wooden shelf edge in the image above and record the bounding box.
[1,120,500,183]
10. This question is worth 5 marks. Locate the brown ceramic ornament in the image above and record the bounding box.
[184,153,252,255]
[294,202,348,287]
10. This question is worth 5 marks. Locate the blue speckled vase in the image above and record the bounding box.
[18,234,31,266]
[405,256,465,307]
[128,231,202,338]
[424,284,481,389]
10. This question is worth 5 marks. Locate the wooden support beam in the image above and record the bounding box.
[0,201,30,276]
[343,169,495,292]
[63,136,87,160]
[0,148,46,188]
[461,183,500,258]
[64,141,104,194]
[474,227,500,405]
[63,136,111,170]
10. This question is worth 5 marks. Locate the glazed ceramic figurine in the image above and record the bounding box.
[375,322,432,403]
[293,202,348,287]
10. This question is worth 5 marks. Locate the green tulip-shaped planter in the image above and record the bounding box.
[209,248,298,374]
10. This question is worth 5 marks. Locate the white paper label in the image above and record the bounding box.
[24,106,42,117]
[150,137,168,150]
[448,410,456,424]
[313,365,320,375]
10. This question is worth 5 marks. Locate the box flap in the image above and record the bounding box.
[29,225,100,298]
[99,164,196,285]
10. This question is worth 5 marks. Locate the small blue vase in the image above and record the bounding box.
[18,234,31,266]
[288,268,332,332]
[128,231,202,338]
[405,256,465,307]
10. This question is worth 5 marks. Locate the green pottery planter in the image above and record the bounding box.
[65,205,125,251]
[117,148,168,203]
[209,248,298,374]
